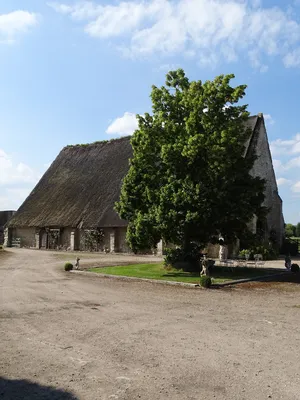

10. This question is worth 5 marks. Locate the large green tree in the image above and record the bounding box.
[296,223,300,237]
[116,70,266,252]
[285,223,296,237]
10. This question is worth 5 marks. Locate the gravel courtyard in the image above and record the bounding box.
[1,248,300,399]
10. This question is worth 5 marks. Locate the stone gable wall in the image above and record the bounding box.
[249,118,284,245]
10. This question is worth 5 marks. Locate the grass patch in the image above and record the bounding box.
[88,263,281,284]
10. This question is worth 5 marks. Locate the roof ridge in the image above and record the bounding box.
[65,135,131,149]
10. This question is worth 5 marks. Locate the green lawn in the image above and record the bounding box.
[88,263,281,284]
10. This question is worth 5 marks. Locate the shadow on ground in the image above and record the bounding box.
[0,377,78,400]
[0,250,12,260]
[163,266,300,286]
[218,271,300,287]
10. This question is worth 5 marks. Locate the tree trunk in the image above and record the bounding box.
[183,229,190,252]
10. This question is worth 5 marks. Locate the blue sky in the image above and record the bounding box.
[0,0,300,224]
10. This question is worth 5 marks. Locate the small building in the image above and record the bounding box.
[5,114,284,253]
[0,211,15,245]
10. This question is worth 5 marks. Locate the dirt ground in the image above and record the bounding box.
[1,248,300,400]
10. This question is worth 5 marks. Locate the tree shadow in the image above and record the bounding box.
[210,266,284,280]
[163,266,300,286]
[0,377,78,400]
[162,272,199,278]
[217,271,300,287]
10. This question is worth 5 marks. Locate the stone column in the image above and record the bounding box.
[70,231,75,251]
[219,245,228,261]
[3,228,12,247]
[35,232,40,249]
[250,215,258,234]
[156,240,163,256]
[231,238,240,258]
[110,231,116,253]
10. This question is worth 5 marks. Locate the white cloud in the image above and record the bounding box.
[49,0,300,69]
[0,149,46,210]
[48,2,100,20]
[251,0,262,8]
[283,48,300,67]
[0,149,40,185]
[0,188,32,210]
[264,114,274,125]
[270,133,300,156]
[0,10,38,43]
[106,112,138,136]
[277,177,292,186]
[291,181,300,193]
[273,156,300,173]
[273,159,285,175]
[47,3,72,15]
[286,156,300,169]
[157,63,181,72]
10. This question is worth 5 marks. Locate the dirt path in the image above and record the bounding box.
[1,248,300,399]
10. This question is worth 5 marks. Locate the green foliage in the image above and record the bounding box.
[199,275,212,288]
[285,223,296,237]
[281,239,299,257]
[66,137,125,148]
[291,264,300,273]
[64,262,73,271]
[83,229,104,251]
[239,249,251,259]
[116,69,266,253]
[296,223,300,237]
[239,244,278,260]
[268,229,279,248]
[164,243,202,272]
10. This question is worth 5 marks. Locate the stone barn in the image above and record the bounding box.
[5,137,132,252]
[5,113,284,254]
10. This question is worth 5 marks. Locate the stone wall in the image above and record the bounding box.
[11,227,36,248]
[7,226,131,253]
[77,227,129,253]
[60,228,73,249]
[250,117,284,246]
[118,227,131,253]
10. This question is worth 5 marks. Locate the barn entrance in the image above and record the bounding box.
[40,228,61,250]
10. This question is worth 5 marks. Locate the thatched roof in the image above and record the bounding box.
[0,211,15,228]
[8,137,132,228]
[8,115,264,229]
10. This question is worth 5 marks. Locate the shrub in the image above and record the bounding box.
[239,249,251,259]
[239,244,278,261]
[291,264,300,273]
[200,275,212,288]
[64,262,73,271]
[83,229,104,251]
[164,243,202,272]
